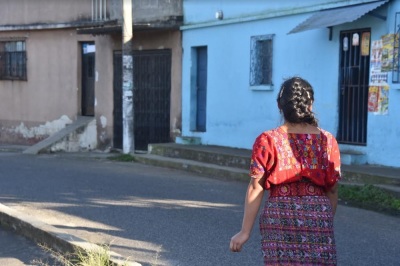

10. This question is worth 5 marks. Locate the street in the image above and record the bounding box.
[0,151,399,266]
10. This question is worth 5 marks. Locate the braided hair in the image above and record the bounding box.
[276,77,318,126]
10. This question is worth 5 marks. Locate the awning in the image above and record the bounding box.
[288,0,388,34]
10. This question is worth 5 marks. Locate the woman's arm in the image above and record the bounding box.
[230,176,265,252]
[326,183,338,216]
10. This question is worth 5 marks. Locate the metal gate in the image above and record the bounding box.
[113,51,123,149]
[337,29,370,145]
[113,49,171,150]
[196,47,207,132]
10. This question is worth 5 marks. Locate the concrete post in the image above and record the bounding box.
[122,0,134,153]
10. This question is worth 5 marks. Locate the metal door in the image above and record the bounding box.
[113,49,171,151]
[196,47,207,132]
[81,43,95,116]
[338,29,370,145]
[134,49,171,150]
[113,51,123,149]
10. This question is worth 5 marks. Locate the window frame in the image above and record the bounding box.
[0,39,27,81]
[249,34,274,91]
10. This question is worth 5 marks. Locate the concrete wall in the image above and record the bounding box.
[181,0,400,167]
[91,30,182,149]
[0,27,116,149]
[0,1,183,150]
[132,30,182,140]
[133,0,182,23]
[92,34,117,149]
[0,29,94,144]
[0,0,92,25]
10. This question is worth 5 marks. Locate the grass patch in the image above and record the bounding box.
[108,154,136,162]
[34,243,129,266]
[339,184,400,216]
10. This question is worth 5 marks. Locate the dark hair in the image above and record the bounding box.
[276,77,318,126]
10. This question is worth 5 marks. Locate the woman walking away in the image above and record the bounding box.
[230,76,341,265]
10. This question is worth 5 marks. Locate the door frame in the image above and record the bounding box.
[81,42,96,116]
[337,28,370,145]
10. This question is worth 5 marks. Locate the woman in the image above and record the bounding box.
[230,77,341,265]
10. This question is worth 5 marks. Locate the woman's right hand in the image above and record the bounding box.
[229,231,250,252]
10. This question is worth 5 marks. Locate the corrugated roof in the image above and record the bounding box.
[288,0,388,34]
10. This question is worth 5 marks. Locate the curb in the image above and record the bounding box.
[132,153,249,182]
[131,153,400,197]
[0,203,141,266]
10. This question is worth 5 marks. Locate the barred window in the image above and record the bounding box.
[250,34,274,89]
[0,40,27,80]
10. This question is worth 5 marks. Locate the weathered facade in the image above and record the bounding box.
[0,0,182,151]
[181,0,400,167]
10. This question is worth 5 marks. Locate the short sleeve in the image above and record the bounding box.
[326,136,341,189]
[249,134,274,180]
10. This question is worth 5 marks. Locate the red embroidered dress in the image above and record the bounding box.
[250,127,341,265]
[250,127,341,190]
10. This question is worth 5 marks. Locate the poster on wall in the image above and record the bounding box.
[377,85,389,115]
[370,72,388,84]
[368,86,379,112]
[381,34,397,72]
[368,85,389,115]
[361,32,370,56]
[371,39,382,72]
[368,36,391,115]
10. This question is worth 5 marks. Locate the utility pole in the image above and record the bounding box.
[122,0,134,153]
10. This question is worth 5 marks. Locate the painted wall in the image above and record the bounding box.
[365,0,400,166]
[181,0,400,167]
[83,29,183,149]
[133,0,182,23]
[0,1,183,150]
[93,34,116,149]
[0,0,183,27]
[183,0,382,25]
[131,30,183,140]
[0,29,94,144]
[0,0,93,25]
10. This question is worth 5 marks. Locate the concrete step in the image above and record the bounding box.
[341,164,400,186]
[23,116,95,155]
[139,143,400,198]
[133,153,249,182]
[340,151,367,165]
[148,143,251,169]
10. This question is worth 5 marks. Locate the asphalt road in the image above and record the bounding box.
[0,151,399,266]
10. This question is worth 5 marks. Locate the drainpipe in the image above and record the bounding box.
[122,0,135,153]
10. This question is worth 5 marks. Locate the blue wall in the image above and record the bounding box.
[181,0,400,167]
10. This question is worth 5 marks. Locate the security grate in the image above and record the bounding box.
[337,29,370,145]
[113,49,171,151]
[133,50,171,150]
[0,41,27,80]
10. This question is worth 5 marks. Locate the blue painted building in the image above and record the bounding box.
[180,0,400,168]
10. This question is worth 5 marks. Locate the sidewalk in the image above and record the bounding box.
[0,143,399,266]
[0,226,59,266]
